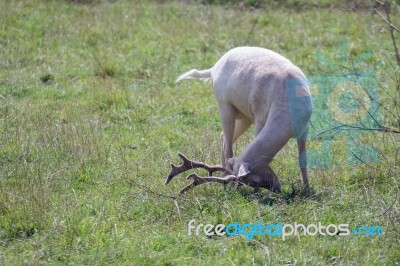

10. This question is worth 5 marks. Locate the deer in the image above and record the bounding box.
[166,46,313,194]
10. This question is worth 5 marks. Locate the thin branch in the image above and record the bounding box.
[373,0,400,66]
[128,177,178,200]
[373,183,399,218]
[349,53,382,128]
[373,8,400,33]
[244,17,258,46]
[174,200,182,222]
[348,0,365,12]
[315,124,400,138]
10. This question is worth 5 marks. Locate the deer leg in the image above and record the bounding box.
[221,117,252,171]
[235,111,291,192]
[218,104,236,170]
[297,129,309,190]
[233,117,252,142]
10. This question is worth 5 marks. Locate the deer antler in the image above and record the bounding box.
[165,152,231,185]
[179,173,238,194]
[165,152,281,194]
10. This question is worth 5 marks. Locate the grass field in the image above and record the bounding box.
[0,0,399,264]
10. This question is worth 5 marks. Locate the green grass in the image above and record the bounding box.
[0,0,399,264]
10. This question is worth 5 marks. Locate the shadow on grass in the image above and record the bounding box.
[235,183,324,206]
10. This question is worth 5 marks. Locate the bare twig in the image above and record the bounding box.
[315,49,400,138]
[316,124,400,138]
[348,0,365,11]
[373,186,399,218]
[373,6,400,33]
[244,17,258,46]
[373,0,400,66]
[174,200,182,221]
[127,177,178,200]
[349,52,383,127]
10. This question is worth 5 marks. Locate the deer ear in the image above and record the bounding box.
[238,163,251,178]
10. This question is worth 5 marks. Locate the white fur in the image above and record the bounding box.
[176,46,312,191]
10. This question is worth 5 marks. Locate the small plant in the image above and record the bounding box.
[96,66,116,78]
[40,73,53,84]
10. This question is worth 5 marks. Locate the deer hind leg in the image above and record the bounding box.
[218,103,235,170]
[297,129,310,190]
[219,103,250,168]
[233,116,252,142]
[220,116,252,170]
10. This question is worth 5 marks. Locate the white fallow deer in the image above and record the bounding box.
[166,46,312,194]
